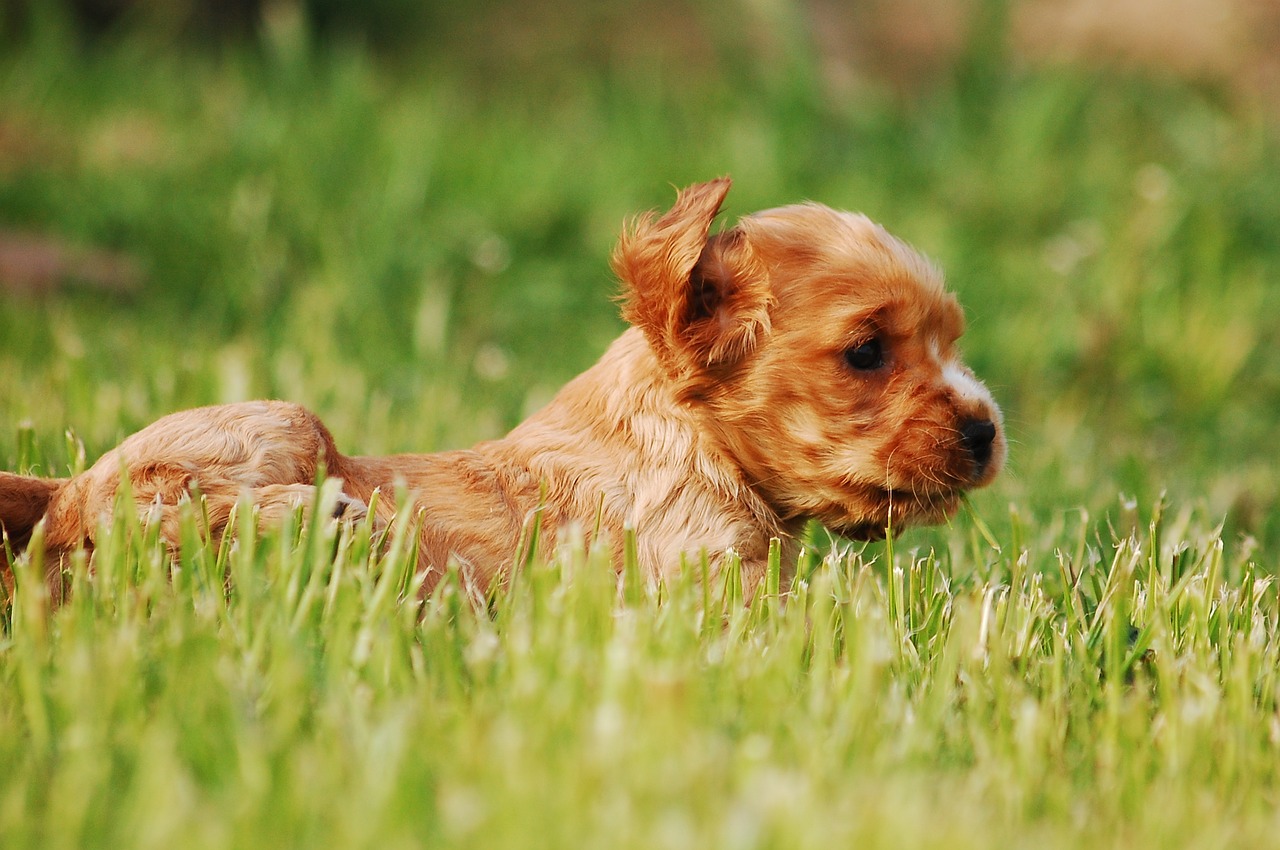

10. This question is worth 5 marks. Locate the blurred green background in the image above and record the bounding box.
[1,0,1279,555]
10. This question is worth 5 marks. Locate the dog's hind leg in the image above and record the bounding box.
[148,481,371,549]
[4,402,368,599]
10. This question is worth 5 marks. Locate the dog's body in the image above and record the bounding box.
[0,178,1004,595]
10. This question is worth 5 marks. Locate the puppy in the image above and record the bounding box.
[0,178,1004,596]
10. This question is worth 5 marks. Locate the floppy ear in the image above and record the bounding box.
[613,178,772,377]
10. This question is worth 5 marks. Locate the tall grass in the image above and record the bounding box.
[3,495,1280,848]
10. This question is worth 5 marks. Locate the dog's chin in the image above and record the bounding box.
[827,487,964,541]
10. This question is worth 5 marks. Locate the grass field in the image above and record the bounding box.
[3,7,1280,848]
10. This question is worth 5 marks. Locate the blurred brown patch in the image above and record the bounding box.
[0,114,75,176]
[811,0,972,95]
[811,0,1280,101]
[0,230,144,297]
[81,112,175,171]
[1013,0,1280,88]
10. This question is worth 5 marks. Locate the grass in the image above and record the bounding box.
[3,6,1280,848]
[4,495,1279,848]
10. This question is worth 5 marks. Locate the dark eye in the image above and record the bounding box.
[843,339,884,371]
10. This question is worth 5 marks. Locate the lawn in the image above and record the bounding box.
[2,6,1280,848]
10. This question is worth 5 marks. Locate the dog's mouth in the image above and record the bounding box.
[829,486,964,541]
[838,521,888,542]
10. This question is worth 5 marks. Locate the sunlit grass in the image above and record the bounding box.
[3,494,1280,849]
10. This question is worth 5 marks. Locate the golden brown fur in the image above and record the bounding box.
[0,178,1004,597]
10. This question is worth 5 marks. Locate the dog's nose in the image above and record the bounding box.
[959,418,997,476]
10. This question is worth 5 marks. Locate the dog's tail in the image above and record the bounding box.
[0,471,67,552]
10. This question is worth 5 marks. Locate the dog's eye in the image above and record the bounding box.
[843,339,884,371]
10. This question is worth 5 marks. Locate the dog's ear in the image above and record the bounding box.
[614,178,771,376]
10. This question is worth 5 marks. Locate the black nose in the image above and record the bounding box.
[959,418,997,476]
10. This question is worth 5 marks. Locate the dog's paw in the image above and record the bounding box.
[330,491,370,526]
[251,481,369,532]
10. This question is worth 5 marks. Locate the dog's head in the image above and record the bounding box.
[613,178,1005,539]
